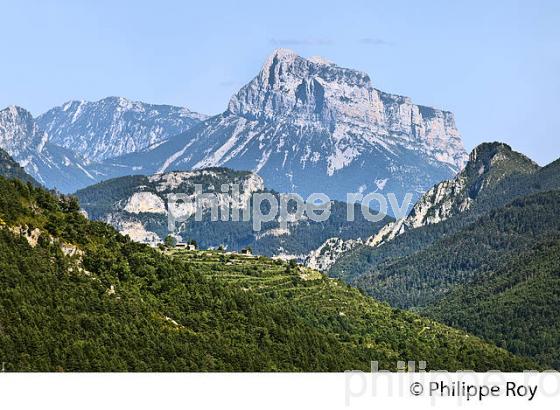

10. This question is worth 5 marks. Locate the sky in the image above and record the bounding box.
[1,0,559,164]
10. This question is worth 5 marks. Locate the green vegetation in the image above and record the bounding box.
[327,147,560,369]
[327,149,560,369]
[426,237,560,369]
[0,148,39,187]
[352,191,560,369]
[356,191,560,308]
[0,175,534,371]
[330,143,555,284]
[164,234,177,248]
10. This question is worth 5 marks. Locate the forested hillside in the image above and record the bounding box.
[356,191,560,308]
[426,237,560,369]
[351,191,560,369]
[323,146,560,369]
[329,144,558,284]
[0,176,534,371]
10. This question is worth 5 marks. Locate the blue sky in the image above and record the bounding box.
[2,0,559,164]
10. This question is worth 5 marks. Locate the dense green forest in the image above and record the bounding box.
[356,191,560,308]
[350,191,560,369]
[426,237,560,369]
[0,175,534,371]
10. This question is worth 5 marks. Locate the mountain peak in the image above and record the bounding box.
[364,141,541,247]
[229,50,373,121]
[268,48,299,62]
[469,142,512,162]
[1,105,33,121]
[225,49,466,172]
[465,142,539,180]
[307,55,334,65]
[0,105,42,156]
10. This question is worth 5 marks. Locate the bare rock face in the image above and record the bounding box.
[305,237,364,272]
[75,167,388,257]
[37,97,207,162]
[124,192,167,214]
[1,51,468,202]
[0,99,207,192]
[86,168,265,245]
[229,48,466,173]
[0,106,46,157]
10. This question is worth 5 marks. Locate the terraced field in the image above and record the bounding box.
[169,250,323,295]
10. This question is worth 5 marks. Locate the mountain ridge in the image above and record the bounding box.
[0,105,98,192]
[307,142,544,271]
[354,189,560,368]
[75,167,392,258]
[37,96,207,162]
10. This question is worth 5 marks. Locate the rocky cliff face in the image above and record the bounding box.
[0,106,97,191]
[2,51,468,200]
[0,106,47,158]
[306,237,364,272]
[37,96,207,162]
[228,49,466,172]
[113,49,468,206]
[77,168,266,244]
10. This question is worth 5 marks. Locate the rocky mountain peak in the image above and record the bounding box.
[307,55,335,66]
[460,142,539,201]
[266,47,299,64]
[228,49,373,121]
[129,49,469,206]
[0,105,46,157]
[225,49,466,172]
[0,105,108,192]
[364,142,540,248]
[0,105,34,131]
[469,141,511,161]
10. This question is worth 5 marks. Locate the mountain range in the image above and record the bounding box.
[0,50,467,208]
[0,98,206,192]
[37,96,207,162]
[102,49,468,205]
[1,49,558,371]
